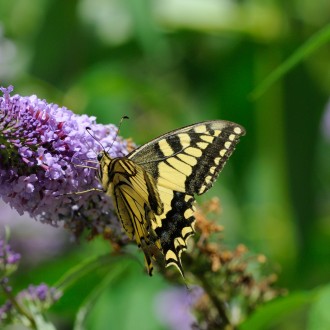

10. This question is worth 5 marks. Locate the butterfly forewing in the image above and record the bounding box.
[127,120,245,275]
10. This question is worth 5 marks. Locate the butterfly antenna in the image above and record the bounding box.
[86,127,106,151]
[105,115,129,154]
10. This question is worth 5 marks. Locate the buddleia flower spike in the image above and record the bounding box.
[0,86,129,241]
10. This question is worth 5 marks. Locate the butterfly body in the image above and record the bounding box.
[97,120,245,276]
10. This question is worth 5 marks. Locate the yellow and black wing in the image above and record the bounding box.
[127,120,245,275]
[98,153,165,275]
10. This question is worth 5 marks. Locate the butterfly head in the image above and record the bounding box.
[97,150,113,164]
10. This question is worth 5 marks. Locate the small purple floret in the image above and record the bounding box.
[0,239,21,267]
[18,283,62,305]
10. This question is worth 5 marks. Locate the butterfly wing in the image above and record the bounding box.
[128,120,245,275]
[99,155,164,275]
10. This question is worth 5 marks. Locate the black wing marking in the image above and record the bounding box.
[155,191,195,276]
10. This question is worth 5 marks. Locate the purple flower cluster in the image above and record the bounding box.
[0,283,62,323]
[17,283,62,306]
[0,86,129,239]
[0,239,20,276]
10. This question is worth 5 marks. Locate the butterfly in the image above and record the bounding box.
[97,120,245,277]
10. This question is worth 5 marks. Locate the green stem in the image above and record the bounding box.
[251,22,330,98]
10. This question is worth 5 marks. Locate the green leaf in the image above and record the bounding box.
[84,260,167,330]
[240,291,316,330]
[308,284,330,330]
[53,252,129,292]
[73,261,131,330]
[251,23,330,99]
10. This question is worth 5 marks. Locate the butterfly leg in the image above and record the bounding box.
[72,188,103,194]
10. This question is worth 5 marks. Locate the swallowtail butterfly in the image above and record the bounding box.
[97,120,245,276]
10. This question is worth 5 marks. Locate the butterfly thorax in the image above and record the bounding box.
[98,152,137,192]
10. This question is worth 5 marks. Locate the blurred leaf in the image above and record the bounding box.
[54,252,131,291]
[308,284,330,330]
[251,23,330,98]
[65,62,198,142]
[48,245,142,323]
[86,261,167,330]
[125,0,167,57]
[240,291,316,330]
[74,261,131,330]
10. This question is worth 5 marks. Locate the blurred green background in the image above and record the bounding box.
[1,0,330,329]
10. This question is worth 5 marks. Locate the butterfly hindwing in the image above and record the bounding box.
[154,190,196,275]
